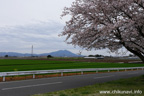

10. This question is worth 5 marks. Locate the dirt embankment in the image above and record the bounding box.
[35,58,143,64]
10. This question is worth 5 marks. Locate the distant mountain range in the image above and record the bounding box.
[0,50,83,57]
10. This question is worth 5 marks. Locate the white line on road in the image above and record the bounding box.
[128,72,139,74]
[94,75,115,79]
[2,82,62,91]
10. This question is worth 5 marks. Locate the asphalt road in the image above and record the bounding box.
[0,70,144,96]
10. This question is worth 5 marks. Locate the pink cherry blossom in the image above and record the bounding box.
[61,0,144,62]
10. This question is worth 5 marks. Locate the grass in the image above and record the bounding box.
[0,59,144,72]
[32,75,144,96]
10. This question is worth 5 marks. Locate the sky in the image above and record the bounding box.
[0,0,126,56]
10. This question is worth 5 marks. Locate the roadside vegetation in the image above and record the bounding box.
[33,75,144,96]
[0,59,144,72]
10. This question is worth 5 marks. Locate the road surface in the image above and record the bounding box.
[0,70,144,96]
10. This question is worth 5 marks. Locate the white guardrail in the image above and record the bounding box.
[0,67,144,82]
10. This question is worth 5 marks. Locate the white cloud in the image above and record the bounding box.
[0,0,75,26]
[0,21,128,56]
[0,0,126,56]
[0,21,66,52]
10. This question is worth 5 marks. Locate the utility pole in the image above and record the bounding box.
[31,45,33,57]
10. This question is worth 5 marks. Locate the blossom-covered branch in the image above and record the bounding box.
[61,0,144,62]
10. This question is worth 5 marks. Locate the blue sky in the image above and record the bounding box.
[0,0,126,56]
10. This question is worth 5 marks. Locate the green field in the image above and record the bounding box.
[0,59,144,72]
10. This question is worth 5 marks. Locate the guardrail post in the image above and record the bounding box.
[81,71,83,75]
[3,76,5,82]
[61,72,63,76]
[33,74,35,79]
[96,70,98,73]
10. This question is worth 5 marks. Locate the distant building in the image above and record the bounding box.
[84,57,104,59]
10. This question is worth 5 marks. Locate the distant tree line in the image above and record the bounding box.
[88,54,104,57]
[47,55,53,58]
[5,55,8,57]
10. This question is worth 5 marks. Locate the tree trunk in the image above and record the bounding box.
[124,46,144,63]
[137,54,144,63]
[132,51,144,62]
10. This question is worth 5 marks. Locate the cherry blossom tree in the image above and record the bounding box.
[61,0,144,62]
